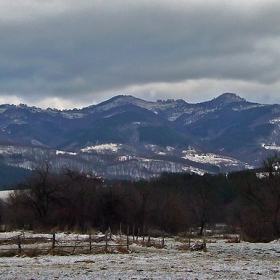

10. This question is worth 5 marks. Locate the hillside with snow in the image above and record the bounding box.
[0,93,279,182]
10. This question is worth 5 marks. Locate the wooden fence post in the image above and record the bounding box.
[127,226,129,250]
[161,230,165,248]
[18,235,22,254]
[132,225,135,242]
[89,232,92,252]
[105,232,108,253]
[188,228,191,250]
[52,233,55,249]
[142,225,145,244]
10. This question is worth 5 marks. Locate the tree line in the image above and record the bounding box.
[1,154,280,242]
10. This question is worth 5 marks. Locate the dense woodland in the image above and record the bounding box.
[1,154,280,242]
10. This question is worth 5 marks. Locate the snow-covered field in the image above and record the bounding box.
[81,143,122,153]
[0,233,280,279]
[182,150,241,166]
[0,190,12,200]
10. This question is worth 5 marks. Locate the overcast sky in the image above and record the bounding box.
[1,0,280,109]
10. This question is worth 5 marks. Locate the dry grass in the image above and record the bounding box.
[226,237,240,243]
[116,246,129,254]
[176,243,190,251]
[174,236,190,243]
[0,250,18,257]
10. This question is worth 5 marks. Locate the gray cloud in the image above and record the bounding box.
[0,0,280,108]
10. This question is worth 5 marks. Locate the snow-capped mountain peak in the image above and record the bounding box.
[208,92,246,106]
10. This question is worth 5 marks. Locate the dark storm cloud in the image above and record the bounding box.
[0,0,280,107]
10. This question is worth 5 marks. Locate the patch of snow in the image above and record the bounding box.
[270,118,280,124]
[261,143,280,151]
[29,107,45,113]
[119,156,133,161]
[182,150,244,166]
[9,162,33,170]
[144,145,174,155]
[183,108,217,124]
[140,158,155,163]
[144,144,157,151]
[233,104,267,111]
[166,146,174,152]
[12,119,27,125]
[81,143,122,153]
[167,113,182,121]
[31,140,46,147]
[55,150,77,156]
[0,190,12,200]
[61,112,85,119]
[182,166,206,176]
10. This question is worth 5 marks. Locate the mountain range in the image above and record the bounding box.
[0,92,279,182]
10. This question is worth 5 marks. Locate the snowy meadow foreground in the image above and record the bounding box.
[0,233,280,280]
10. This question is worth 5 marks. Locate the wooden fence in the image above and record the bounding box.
[0,227,166,255]
[0,224,242,256]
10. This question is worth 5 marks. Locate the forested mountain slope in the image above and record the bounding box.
[0,93,279,180]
